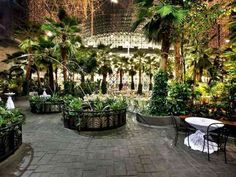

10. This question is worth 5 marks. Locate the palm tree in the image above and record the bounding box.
[41,8,82,82]
[112,55,129,91]
[132,0,187,71]
[144,55,159,90]
[128,57,137,90]
[33,36,56,92]
[133,51,146,95]
[96,47,113,94]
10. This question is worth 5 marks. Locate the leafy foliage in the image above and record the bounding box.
[0,107,24,127]
[168,82,192,115]
[149,71,169,116]
[68,98,83,111]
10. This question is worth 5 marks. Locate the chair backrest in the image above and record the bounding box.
[206,123,230,144]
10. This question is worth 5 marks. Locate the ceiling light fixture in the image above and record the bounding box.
[111,0,118,4]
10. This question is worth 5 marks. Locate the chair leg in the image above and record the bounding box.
[207,139,210,161]
[175,131,178,146]
[202,138,205,153]
[224,148,227,164]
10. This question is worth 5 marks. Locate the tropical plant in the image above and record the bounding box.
[144,55,159,90]
[96,47,113,94]
[0,107,24,127]
[41,8,82,82]
[68,98,83,111]
[112,55,129,91]
[149,71,169,116]
[109,97,127,110]
[184,2,224,83]
[128,57,137,90]
[133,51,146,94]
[132,0,187,71]
[168,82,192,115]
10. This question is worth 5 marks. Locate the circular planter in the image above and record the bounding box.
[136,113,172,126]
[30,100,64,114]
[0,122,22,162]
[63,108,127,131]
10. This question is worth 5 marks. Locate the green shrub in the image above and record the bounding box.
[149,71,168,116]
[109,97,127,110]
[169,82,192,115]
[69,98,83,111]
[0,107,24,127]
[64,81,76,95]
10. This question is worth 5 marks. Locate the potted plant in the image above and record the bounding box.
[136,71,172,126]
[63,94,127,131]
[0,106,24,161]
[29,95,63,113]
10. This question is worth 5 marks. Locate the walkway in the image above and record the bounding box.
[0,98,236,177]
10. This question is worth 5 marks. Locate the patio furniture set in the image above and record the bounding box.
[172,116,233,163]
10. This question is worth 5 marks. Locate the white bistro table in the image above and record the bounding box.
[184,117,224,154]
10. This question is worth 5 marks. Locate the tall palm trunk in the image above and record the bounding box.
[174,41,183,82]
[91,73,94,81]
[36,67,41,88]
[131,74,135,90]
[160,37,171,71]
[119,69,123,90]
[137,59,142,95]
[55,67,58,91]
[101,73,107,94]
[81,73,85,83]
[149,74,153,91]
[61,34,68,82]
[48,63,54,92]
[25,48,32,80]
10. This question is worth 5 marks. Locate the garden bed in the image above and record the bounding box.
[30,100,64,114]
[136,113,172,126]
[0,122,22,162]
[63,108,126,131]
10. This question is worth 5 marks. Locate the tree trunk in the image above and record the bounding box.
[101,74,107,94]
[48,63,54,92]
[131,75,135,90]
[149,74,153,91]
[174,41,183,82]
[81,73,85,83]
[137,59,142,95]
[25,48,32,80]
[119,69,123,90]
[36,68,41,88]
[160,37,170,71]
[91,73,94,81]
[55,67,58,91]
[61,34,68,82]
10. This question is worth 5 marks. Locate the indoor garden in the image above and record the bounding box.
[0,0,236,176]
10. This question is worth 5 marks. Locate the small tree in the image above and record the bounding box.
[149,71,168,116]
[169,82,192,115]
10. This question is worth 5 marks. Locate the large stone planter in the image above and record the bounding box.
[30,100,64,114]
[0,122,22,162]
[136,113,172,126]
[63,108,127,131]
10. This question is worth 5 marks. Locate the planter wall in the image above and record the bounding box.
[30,101,63,114]
[63,108,126,131]
[136,113,172,126]
[0,122,22,162]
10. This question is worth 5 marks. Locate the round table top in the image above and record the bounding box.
[185,117,224,132]
[4,92,15,96]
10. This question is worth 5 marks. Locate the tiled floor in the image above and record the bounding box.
[0,99,236,177]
